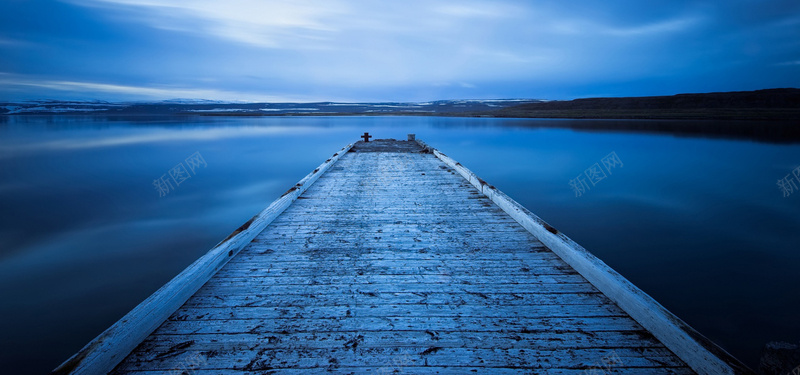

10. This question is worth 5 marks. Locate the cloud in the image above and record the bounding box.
[534,10,701,38]
[0,74,315,102]
[433,2,523,19]
[0,37,30,46]
[67,0,347,48]
[601,16,701,36]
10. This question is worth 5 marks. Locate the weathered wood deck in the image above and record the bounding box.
[55,138,752,375]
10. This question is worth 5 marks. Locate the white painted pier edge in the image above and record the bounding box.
[415,139,753,375]
[52,143,354,375]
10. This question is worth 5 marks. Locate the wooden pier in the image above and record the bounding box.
[55,137,752,374]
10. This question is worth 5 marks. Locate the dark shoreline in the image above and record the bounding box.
[189,107,800,121]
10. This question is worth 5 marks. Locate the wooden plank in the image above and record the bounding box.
[205,274,587,286]
[212,264,579,277]
[131,330,666,352]
[216,260,577,270]
[114,347,687,372]
[154,316,649,335]
[192,281,601,295]
[164,303,627,322]
[229,250,559,263]
[111,368,696,375]
[185,292,611,307]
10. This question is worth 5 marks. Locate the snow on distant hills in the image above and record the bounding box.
[0,99,544,115]
[1,101,127,114]
[157,99,231,104]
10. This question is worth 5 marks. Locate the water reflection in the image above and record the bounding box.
[0,116,798,373]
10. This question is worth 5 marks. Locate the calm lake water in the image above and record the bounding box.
[1,115,799,373]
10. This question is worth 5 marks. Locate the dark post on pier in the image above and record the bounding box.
[54,134,754,375]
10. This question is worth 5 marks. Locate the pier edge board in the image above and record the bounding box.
[51,143,354,375]
[414,139,754,375]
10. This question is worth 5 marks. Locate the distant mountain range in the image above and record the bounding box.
[2,88,798,121]
[0,99,542,116]
[492,88,800,121]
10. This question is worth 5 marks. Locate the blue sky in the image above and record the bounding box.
[1,0,799,102]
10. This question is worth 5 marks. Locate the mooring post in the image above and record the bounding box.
[361,132,372,142]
